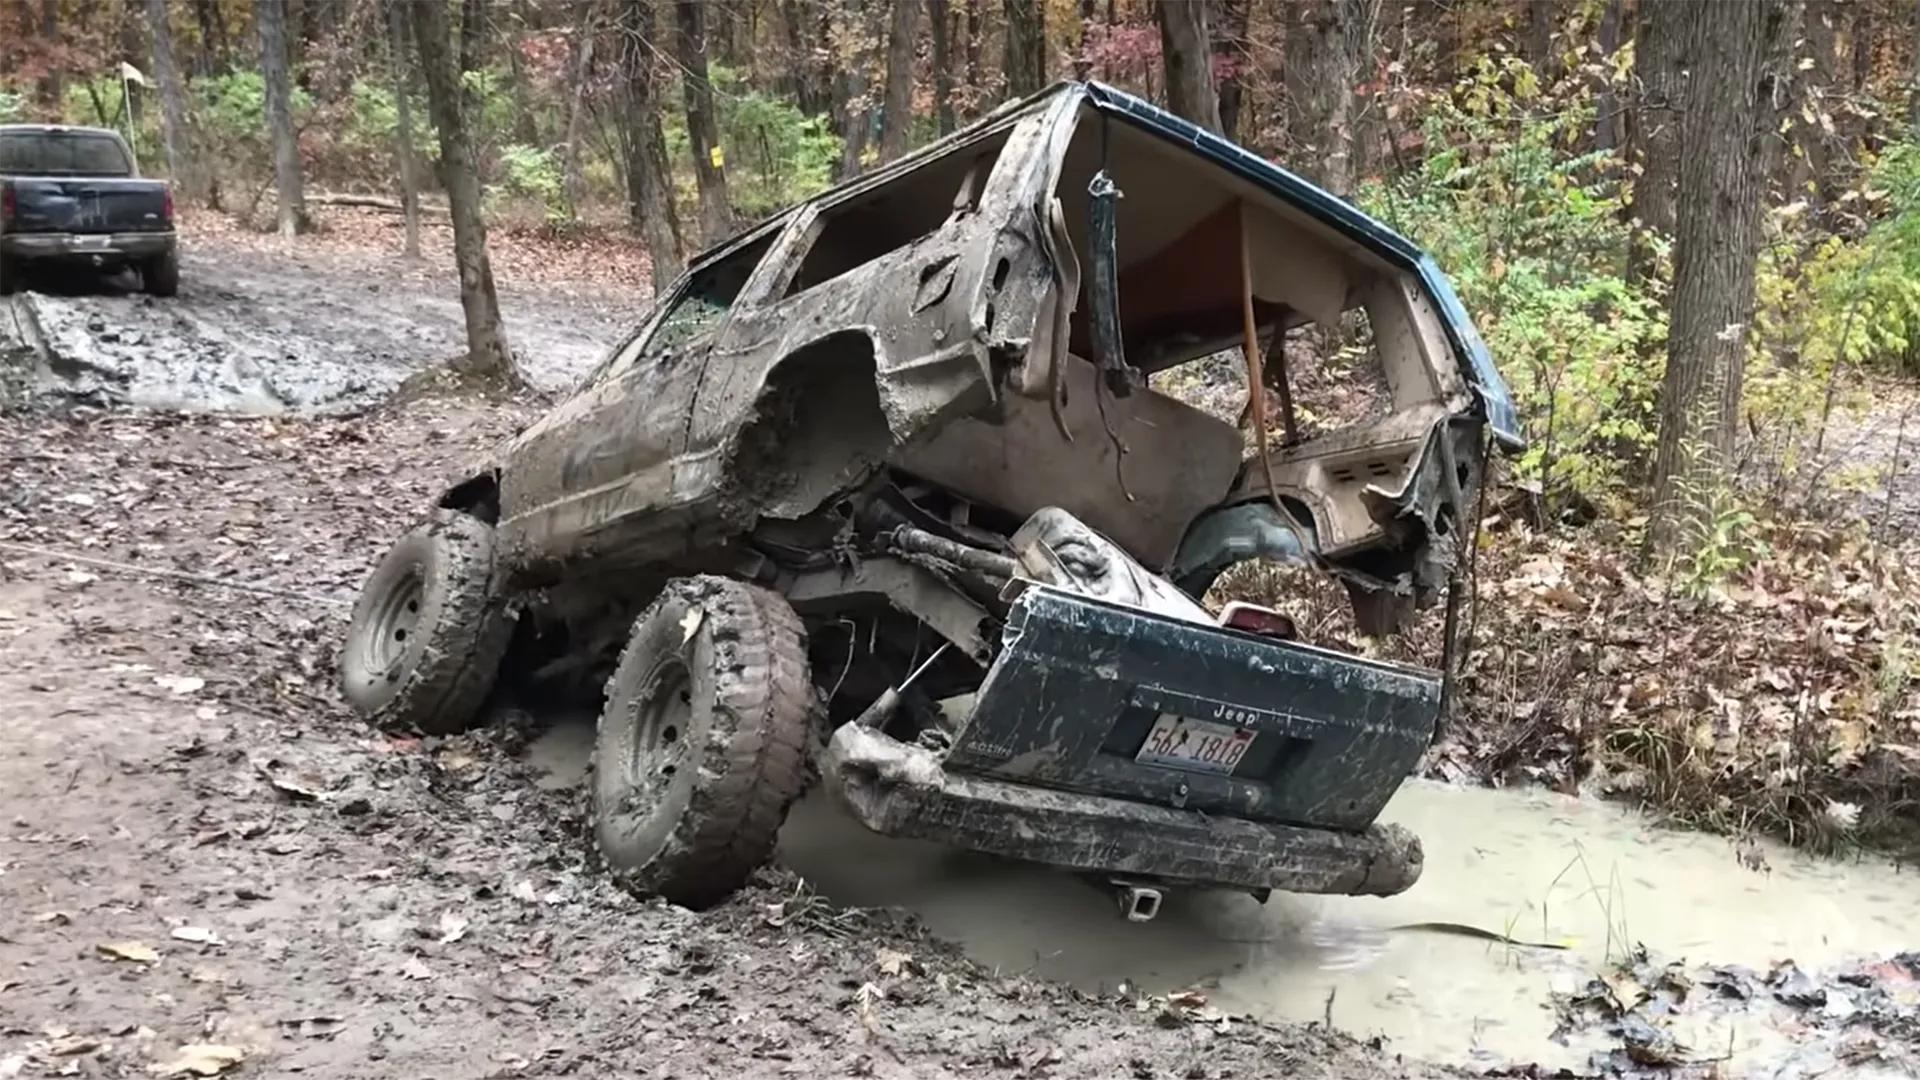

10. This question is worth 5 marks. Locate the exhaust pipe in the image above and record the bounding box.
[1116,882,1162,922]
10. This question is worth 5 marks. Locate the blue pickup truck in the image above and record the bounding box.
[0,123,180,297]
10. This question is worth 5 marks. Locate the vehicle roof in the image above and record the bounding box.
[0,123,126,137]
[677,80,1522,451]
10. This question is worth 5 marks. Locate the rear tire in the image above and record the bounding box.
[143,248,180,298]
[0,252,18,296]
[339,510,513,735]
[593,576,814,910]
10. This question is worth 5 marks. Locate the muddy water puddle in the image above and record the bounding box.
[526,718,1917,1073]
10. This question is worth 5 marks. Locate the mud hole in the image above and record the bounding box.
[0,243,626,414]
[3,229,1917,1079]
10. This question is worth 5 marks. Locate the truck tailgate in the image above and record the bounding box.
[942,583,1440,832]
[5,178,171,234]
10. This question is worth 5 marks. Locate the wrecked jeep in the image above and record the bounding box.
[340,80,1524,919]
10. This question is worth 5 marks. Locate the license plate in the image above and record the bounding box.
[71,236,112,250]
[1134,715,1254,775]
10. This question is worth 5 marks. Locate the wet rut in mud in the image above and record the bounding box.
[528,713,1920,1078]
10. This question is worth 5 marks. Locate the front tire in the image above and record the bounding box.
[339,510,513,735]
[593,576,814,910]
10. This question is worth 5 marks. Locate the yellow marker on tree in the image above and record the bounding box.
[709,145,724,169]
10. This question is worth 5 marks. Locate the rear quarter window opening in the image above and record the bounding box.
[782,133,1010,299]
[0,131,133,176]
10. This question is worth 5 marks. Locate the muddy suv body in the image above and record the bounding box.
[342,81,1523,916]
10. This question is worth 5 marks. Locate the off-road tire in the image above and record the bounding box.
[0,252,18,296]
[593,575,814,910]
[143,248,180,298]
[339,510,512,735]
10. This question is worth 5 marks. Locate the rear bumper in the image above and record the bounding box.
[2,230,176,262]
[820,722,1424,896]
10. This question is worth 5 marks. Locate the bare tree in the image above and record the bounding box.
[1003,0,1045,98]
[145,0,199,201]
[930,0,957,135]
[409,0,522,387]
[561,0,602,221]
[674,0,734,243]
[255,0,307,237]
[1283,0,1378,198]
[877,0,922,160]
[386,0,421,259]
[1646,0,1778,557]
[830,0,875,178]
[620,0,685,286]
[1627,0,1684,287]
[1157,0,1221,134]
[1211,0,1250,141]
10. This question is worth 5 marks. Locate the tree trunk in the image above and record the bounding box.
[1002,0,1045,99]
[1211,0,1250,142]
[36,0,61,107]
[779,0,830,114]
[674,0,734,243]
[1283,0,1376,198]
[964,0,982,97]
[459,0,488,75]
[256,0,307,237]
[1626,0,1683,288]
[878,0,921,160]
[831,0,875,179]
[388,0,422,259]
[930,0,957,134]
[1645,0,1776,559]
[145,0,200,202]
[1592,0,1624,164]
[622,0,684,286]
[191,0,226,74]
[1157,0,1221,134]
[410,0,522,387]
[561,0,599,221]
[1528,0,1557,80]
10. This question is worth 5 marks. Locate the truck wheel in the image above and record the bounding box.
[143,249,180,298]
[339,510,512,735]
[593,576,814,910]
[0,253,18,296]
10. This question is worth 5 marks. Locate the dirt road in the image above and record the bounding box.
[0,223,1455,1080]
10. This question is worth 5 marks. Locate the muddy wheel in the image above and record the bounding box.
[143,249,180,298]
[339,510,512,735]
[593,576,814,910]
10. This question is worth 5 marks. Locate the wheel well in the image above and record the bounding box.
[437,470,501,525]
[731,331,895,520]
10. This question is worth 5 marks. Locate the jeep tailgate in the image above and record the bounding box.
[942,583,1439,833]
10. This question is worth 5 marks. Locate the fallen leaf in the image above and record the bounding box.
[148,1044,245,1077]
[98,941,161,964]
[1166,989,1208,1008]
[169,926,222,946]
[510,880,538,903]
[401,957,435,980]
[154,675,206,695]
[437,913,469,944]
[33,911,71,925]
[874,948,917,977]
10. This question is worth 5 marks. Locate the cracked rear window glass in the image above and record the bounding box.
[0,132,133,176]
